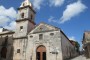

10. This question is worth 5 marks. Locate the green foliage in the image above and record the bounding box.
[75,41,80,48]
[75,41,80,52]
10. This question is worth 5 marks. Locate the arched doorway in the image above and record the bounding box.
[36,45,46,60]
[1,47,7,58]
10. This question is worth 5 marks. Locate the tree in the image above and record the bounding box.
[75,41,80,52]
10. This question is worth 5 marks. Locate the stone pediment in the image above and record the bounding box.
[30,22,59,34]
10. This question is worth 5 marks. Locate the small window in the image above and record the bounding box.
[21,13,24,18]
[17,49,20,53]
[3,36,8,46]
[20,26,23,31]
[50,33,54,36]
[30,35,33,38]
[39,34,43,40]
[40,27,43,30]
[1,47,7,58]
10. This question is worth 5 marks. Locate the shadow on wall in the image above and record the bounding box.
[0,35,14,60]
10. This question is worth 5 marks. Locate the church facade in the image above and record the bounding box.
[0,0,78,60]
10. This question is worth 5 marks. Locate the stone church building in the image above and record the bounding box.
[0,0,78,60]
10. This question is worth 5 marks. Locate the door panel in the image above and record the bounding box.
[36,45,46,60]
[43,52,46,60]
[37,52,40,60]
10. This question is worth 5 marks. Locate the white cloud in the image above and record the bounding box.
[69,36,76,41]
[0,16,10,26]
[0,6,17,30]
[48,16,57,22]
[49,0,64,7]
[60,0,87,23]
[48,16,60,23]
[48,16,63,24]
[4,21,16,30]
[32,0,44,10]
[32,0,64,10]
[0,6,16,19]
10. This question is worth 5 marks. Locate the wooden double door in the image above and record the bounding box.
[36,45,46,60]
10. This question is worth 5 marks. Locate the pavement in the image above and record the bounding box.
[70,55,90,60]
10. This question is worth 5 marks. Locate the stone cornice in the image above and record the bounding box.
[0,31,14,35]
[16,18,36,25]
[30,30,59,34]
[13,36,28,39]
[18,5,36,14]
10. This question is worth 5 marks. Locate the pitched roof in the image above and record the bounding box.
[29,22,60,34]
[0,28,14,35]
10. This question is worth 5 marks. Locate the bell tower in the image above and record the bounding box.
[13,0,36,60]
[17,0,36,21]
[14,0,36,38]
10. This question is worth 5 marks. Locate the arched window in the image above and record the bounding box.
[1,47,7,58]
[5,36,8,44]
[2,36,8,46]
[21,13,24,18]
[31,14,33,20]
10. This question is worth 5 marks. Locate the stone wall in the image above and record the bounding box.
[14,21,29,38]
[13,38,28,60]
[0,34,13,60]
[27,30,63,60]
[60,31,77,60]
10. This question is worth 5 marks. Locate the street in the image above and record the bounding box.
[70,55,90,60]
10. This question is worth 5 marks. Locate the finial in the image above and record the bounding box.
[25,0,29,1]
[25,0,31,3]
[20,0,32,7]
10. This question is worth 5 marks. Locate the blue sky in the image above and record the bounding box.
[0,0,90,48]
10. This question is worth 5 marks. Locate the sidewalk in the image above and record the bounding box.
[70,55,90,60]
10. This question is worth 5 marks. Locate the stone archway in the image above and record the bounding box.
[36,45,46,60]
